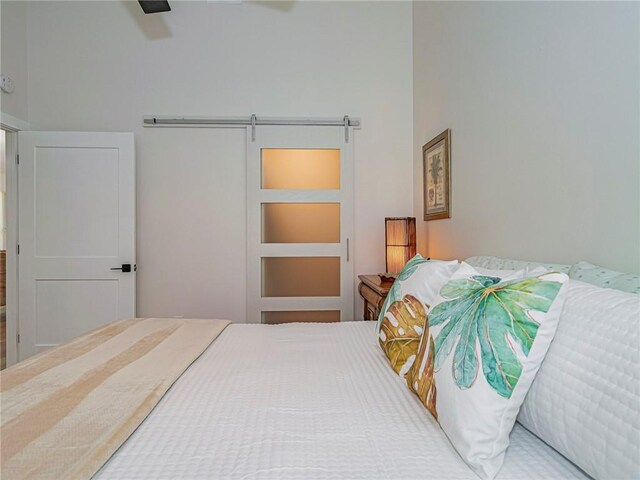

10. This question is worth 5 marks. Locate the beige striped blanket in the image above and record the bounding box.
[0,317,230,480]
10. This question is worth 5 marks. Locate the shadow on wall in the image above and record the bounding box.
[120,0,172,40]
[253,1,295,12]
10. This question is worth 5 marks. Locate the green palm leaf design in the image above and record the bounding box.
[377,255,430,327]
[430,274,562,398]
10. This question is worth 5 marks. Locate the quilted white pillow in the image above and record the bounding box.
[568,261,640,294]
[518,279,640,479]
[409,263,569,479]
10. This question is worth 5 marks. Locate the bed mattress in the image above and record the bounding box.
[96,322,586,479]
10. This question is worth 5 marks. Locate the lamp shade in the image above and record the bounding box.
[385,217,416,274]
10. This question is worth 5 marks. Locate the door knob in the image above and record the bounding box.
[111,264,136,272]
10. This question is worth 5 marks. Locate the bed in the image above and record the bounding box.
[93,322,586,480]
[2,256,638,479]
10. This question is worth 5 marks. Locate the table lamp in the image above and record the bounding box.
[382,217,416,281]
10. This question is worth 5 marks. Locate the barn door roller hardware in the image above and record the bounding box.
[143,115,361,142]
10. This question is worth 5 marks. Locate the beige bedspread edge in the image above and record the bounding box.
[0,317,231,480]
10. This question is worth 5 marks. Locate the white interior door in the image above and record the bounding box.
[18,132,135,360]
[247,125,354,324]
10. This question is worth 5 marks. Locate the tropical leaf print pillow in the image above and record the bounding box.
[377,256,459,330]
[408,262,568,480]
[376,256,459,380]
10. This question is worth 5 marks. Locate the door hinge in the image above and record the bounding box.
[16,154,19,165]
[16,333,20,344]
[16,243,20,255]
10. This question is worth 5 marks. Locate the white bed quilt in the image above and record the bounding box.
[96,322,586,480]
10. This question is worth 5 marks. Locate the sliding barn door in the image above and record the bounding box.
[17,132,135,360]
[247,125,354,324]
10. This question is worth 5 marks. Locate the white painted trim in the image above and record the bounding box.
[258,190,340,203]
[341,131,356,321]
[0,112,29,132]
[260,297,342,311]
[4,130,18,366]
[260,243,341,257]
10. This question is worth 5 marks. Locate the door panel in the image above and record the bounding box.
[261,203,340,244]
[247,125,354,324]
[18,132,135,360]
[261,256,341,297]
[35,147,119,257]
[261,148,340,189]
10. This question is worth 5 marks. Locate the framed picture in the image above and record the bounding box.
[423,129,451,221]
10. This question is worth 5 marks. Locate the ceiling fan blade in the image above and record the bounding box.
[138,1,171,14]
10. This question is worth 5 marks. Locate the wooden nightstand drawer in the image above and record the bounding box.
[359,283,384,308]
[357,274,393,321]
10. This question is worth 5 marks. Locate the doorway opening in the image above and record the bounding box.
[1,129,8,369]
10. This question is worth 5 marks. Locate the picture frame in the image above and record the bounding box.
[423,129,451,221]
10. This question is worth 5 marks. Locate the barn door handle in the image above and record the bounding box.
[111,264,136,272]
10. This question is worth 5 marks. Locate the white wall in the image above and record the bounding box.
[0,1,29,123]
[26,1,414,320]
[413,2,640,273]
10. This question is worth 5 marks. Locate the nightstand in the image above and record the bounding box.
[358,274,393,321]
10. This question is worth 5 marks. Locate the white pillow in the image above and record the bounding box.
[409,262,569,479]
[518,279,640,479]
[473,267,522,277]
[474,266,548,278]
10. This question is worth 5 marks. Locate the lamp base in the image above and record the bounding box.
[378,273,397,283]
